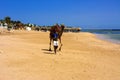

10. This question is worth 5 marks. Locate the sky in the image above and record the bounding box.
[0,0,120,29]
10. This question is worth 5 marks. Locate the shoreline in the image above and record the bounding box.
[95,33,120,44]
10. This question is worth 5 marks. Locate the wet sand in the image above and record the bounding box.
[0,30,120,80]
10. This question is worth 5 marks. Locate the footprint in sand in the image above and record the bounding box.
[0,50,3,54]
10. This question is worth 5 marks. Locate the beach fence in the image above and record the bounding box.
[64,27,81,32]
[34,26,81,32]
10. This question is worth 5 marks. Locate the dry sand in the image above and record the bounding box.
[0,30,120,80]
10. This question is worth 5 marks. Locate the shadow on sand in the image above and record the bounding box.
[41,49,55,55]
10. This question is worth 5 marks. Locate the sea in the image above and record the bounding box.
[81,29,120,44]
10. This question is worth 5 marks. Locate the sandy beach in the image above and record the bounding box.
[0,30,120,80]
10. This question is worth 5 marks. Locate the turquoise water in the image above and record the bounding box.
[81,29,120,44]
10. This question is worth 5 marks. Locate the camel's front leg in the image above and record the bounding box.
[59,38,63,51]
[49,38,52,51]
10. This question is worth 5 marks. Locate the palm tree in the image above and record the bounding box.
[4,16,11,25]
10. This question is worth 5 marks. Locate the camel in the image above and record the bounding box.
[49,24,65,54]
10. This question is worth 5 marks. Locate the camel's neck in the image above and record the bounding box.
[59,25,65,37]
